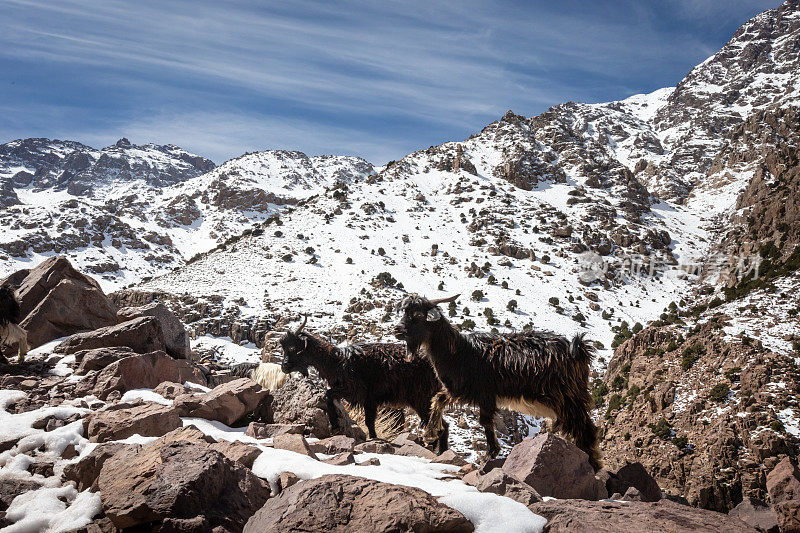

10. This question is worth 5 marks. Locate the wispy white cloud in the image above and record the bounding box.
[0,0,781,163]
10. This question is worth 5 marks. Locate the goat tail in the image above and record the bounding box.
[0,286,22,327]
[570,333,595,367]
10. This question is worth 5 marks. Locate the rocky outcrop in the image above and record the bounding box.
[529,499,760,532]
[728,498,779,533]
[84,402,182,442]
[174,377,268,426]
[117,302,191,358]
[54,316,166,355]
[98,439,269,531]
[243,474,473,533]
[766,458,800,533]
[599,321,799,511]
[75,350,205,400]
[502,433,606,500]
[8,257,117,348]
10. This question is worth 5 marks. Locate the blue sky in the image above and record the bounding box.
[0,0,780,164]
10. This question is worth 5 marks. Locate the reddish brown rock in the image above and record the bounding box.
[766,458,800,533]
[474,468,543,506]
[436,449,469,467]
[529,499,759,532]
[15,257,118,348]
[278,472,300,493]
[98,440,270,531]
[313,435,357,455]
[243,474,474,533]
[84,402,182,442]
[268,377,363,439]
[210,441,261,469]
[273,433,318,459]
[174,378,268,426]
[395,441,437,460]
[54,316,166,355]
[152,381,197,400]
[117,302,191,359]
[602,462,662,502]
[245,422,304,439]
[74,347,136,374]
[728,498,779,533]
[77,350,205,400]
[354,439,396,454]
[323,452,355,465]
[63,442,141,491]
[503,433,606,500]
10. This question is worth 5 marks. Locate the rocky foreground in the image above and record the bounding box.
[1,257,797,532]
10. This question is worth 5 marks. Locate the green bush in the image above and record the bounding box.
[649,418,673,440]
[709,383,730,402]
[605,394,623,418]
[672,435,688,449]
[507,300,518,312]
[724,366,741,382]
[770,420,784,432]
[680,344,704,371]
[471,290,484,302]
[459,319,476,331]
[548,297,559,306]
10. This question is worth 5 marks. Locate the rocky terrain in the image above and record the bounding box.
[1,0,800,530]
[0,257,791,532]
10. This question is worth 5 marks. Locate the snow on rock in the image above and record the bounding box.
[2,486,101,533]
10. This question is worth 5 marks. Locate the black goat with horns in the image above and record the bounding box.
[280,316,449,452]
[394,293,601,470]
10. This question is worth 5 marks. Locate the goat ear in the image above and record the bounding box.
[426,307,442,321]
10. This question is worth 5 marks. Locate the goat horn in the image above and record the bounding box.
[429,294,460,306]
[295,315,308,334]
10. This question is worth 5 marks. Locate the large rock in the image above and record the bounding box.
[474,468,543,506]
[75,351,205,400]
[729,498,779,533]
[84,402,182,442]
[243,474,473,533]
[63,442,141,491]
[117,302,191,359]
[174,378,268,426]
[601,462,662,502]
[766,457,800,533]
[502,433,606,500]
[54,316,166,355]
[98,439,270,531]
[528,499,759,532]
[268,377,362,439]
[14,257,118,348]
[74,347,137,374]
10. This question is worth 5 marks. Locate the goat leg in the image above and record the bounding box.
[364,402,378,440]
[479,404,501,458]
[325,388,343,433]
[434,420,450,454]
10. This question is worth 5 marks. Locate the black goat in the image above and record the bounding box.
[280,317,449,452]
[394,294,601,470]
[0,286,27,364]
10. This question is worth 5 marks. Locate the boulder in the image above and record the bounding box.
[0,478,42,512]
[117,302,191,359]
[729,498,779,533]
[54,316,166,355]
[354,440,396,454]
[98,440,270,531]
[395,441,437,460]
[63,442,141,491]
[15,257,118,348]
[313,435,357,455]
[74,347,137,374]
[174,378,268,426]
[324,452,356,466]
[268,377,362,439]
[528,499,759,532]
[766,457,800,533]
[474,468,543,506]
[602,462,662,502]
[84,402,182,442]
[436,449,469,467]
[210,440,262,469]
[246,422,304,440]
[502,433,606,500]
[152,381,197,399]
[243,474,474,533]
[76,351,205,400]
[273,433,318,459]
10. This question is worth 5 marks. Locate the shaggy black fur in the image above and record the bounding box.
[394,294,601,470]
[0,286,21,327]
[280,328,449,452]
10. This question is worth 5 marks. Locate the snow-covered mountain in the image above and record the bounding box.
[2,1,799,368]
[0,143,374,287]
